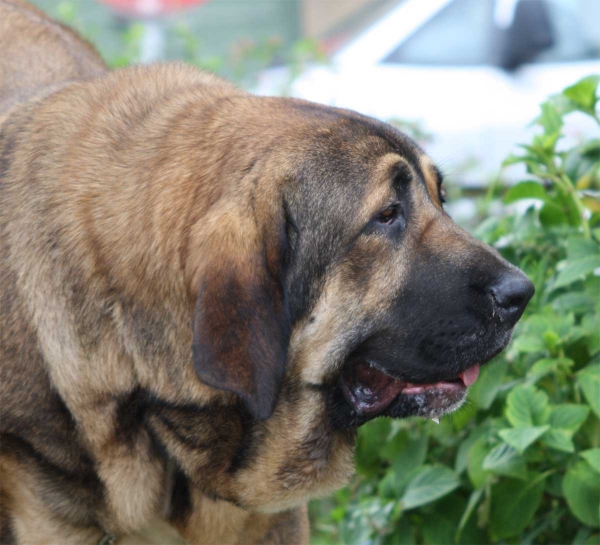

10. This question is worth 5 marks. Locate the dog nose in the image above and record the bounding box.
[488,271,535,324]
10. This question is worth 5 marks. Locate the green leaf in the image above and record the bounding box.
[451,400,477,431]
[339,508,374,545]
[378,470,399,499]
[572,139,600,190]
[468,360,507,410]
[542,429,575,453]
[455,425,486,475]
[583,310,600,336]
[545,472,564,498]
[521,314,560,337]
[540,130,562,151]
[578,137,600,154]
[456,488,484,543]
[424,522,454,545]
[543,330,560,352]
[386,431,428,496]
[547,92,579,116]
[382,428,427,464]
[499,426,550,454]
[513,335,546,354]
[483,443,528,480]
[583,313,600,357]
[580,449,600,474]
[563,75,600,114]
[467,437,492,488]
[563,460,600,527]
[549,404,590,431]
[400,465,460,510]
[552,292,595,314]
[553,255,600,290]
[423,495,486,545]
[527,358,557,379]
[502,153,526,168]
[505,386,550,427]
[555,312,577,339]
[420,497,461,545]
[527,358,574,382]
[538,101,564,135]
[356,418,392,475]
[539,202,569,228]
[504,181,548,204]
[578,365,600,418]
[567,237,600,260]
[490,474,547,539]
[382,516,415,545]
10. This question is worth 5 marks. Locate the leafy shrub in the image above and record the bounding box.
[311,77,600,545]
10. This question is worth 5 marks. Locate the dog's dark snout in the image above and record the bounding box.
[487,271,535,323]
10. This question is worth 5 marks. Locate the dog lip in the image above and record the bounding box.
[397,363,480,392]
[340,360,480,417]
[401,380,465,395]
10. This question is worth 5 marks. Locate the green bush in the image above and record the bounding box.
[311,77,600,545]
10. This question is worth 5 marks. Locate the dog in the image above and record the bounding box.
[0,1,534,543]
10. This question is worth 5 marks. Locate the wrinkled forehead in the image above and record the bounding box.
[337,119,444,209]
[288,113,444,222]
[354,139,444,215]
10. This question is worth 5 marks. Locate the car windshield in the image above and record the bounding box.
[383,0,600,66]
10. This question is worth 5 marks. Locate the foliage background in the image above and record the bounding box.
[45,4,600,541]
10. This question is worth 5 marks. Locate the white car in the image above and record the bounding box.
[255,0,600,187]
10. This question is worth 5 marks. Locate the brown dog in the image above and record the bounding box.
[0,2,534,543]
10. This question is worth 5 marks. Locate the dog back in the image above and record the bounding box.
[0,0,106,121]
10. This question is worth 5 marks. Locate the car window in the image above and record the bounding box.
[383,0,600,66]
[534,0,600,63]
[384,0,496,66]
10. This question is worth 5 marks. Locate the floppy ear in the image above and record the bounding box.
[192,211,290,421]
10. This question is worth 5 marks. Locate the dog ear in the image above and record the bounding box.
[192,210,290,421]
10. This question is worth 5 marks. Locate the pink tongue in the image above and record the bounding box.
[460,365,480,387]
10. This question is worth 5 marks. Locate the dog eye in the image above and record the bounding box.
[378,204,400,225]
[440,184,447,203]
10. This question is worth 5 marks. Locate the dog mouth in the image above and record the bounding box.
[340,360,480,419]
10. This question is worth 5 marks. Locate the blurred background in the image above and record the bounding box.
[31,0,600,196]
[29,1,600,543]
[31,0,600,226]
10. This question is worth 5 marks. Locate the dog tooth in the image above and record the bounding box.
[431,417,440,424]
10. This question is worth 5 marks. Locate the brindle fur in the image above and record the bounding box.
[1,2,531,543]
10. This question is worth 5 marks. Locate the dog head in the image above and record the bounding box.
[183,96,533,510]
